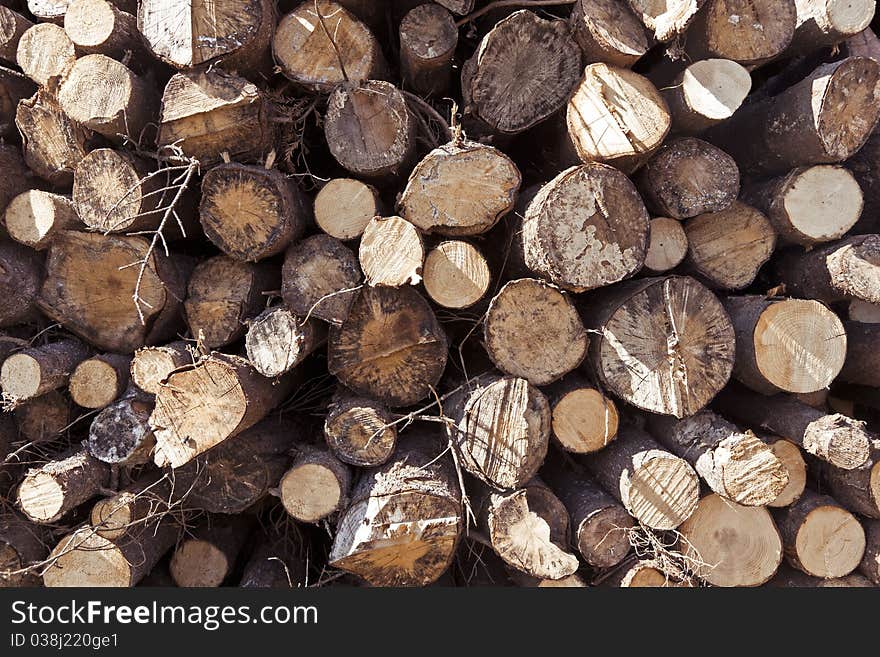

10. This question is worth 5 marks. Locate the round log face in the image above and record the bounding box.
[779,165,863,243]
[795,505,866,579]
[280,463,342,523]
[679,58,751,121]
[698,0,796,64]
[551,388,619,454]
[73,149,144,232]
[43,528,132,587]
[314,178,378,240]
[817,57,880,160]
[766,439,806,508]
[644,217,688,272]
[171,539,229,587]
[423,241,491,309]
[577,505,634,567]
[621,450,699,530]
[569,0,649,67]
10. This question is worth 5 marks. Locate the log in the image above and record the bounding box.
[423,240,491,310]
[324,80,416,180]
[768,563,875,586]
[787,0,876,55]
[822,445,880,518]
[398,140,520,236]
[129,341,190,395]
[38,231,188,353]
[158,69,272,166]
[484,278,588,385]
[477,478,580,580]
[646,410,789,506]
[0,241,42,327]
[519,164,649,292]
[461,10,581,135]
[200,162,308,262]
[323,387,397,467]
[742,165,863,246]
[838,320,880,387]
[282,234,362,326]
[245,306,326,378]
[27,0,70,23]
[16,449,109,524]
[662,59,752,134]
[564,63,671,173]
[626,0,707,41]
[169,516,251,587]
[568,0,649,68]
[273,0,385,91]
[547,376,619,454]
[279,445,352,523]
[64,0,143,58]
[0,145,32,215]
[184,255,277,350]
[449,374,550,490]
[68,353,130,410]
[399,4,457,97]
[860,519,880,583]
[138,0,272,72]
[845,130,880,233]
[0,515,47,587]
[0,69,35,137]
[773,234,880,305]
[705,57,880,176]
[679,493,783,587]
[1,339,90,402]
[723,296,846,395]
[714,384,872,470]
[16,23,75,86]
[90,474,171,540]
[86,396,155,465]
[644,217,688,273]
[13,390,70,443]
[685,0,797,66]
[763,436,807,508]
[0,6,32,63]
[58,54,157,143]
[314,178,381,241]
[5,190,79,250]
[240,535,305,588]
[775,490,866,578]
[606,561,692,587]
[358,216,424,287]
[150,353,293,468]
[329,438,462,587]
[582,425,700,530]
[327,286,447,407]
[583,276,735,418]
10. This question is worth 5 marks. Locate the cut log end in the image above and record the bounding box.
[69,354,129,409]
[551,387,619,454]
[644,217,688,273]
[130,342,190,395]
[314,178,379,241]
[569,0,648,68]
[423,241,491,309]
[170,540,230,588]
[280,449,350,523]
[324,390,397,467]
[5,190,79,250]
[790,501,866,578]
[766,438,807,508]
[666,59,752,134]
[245,306,325,378]
[359,216,424,287]
[625,450,700,530]
[44,529,136,587]
[16,23,75,86]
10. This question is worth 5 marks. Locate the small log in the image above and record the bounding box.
[398,140,520,236]
[64,0,143,58]
[169,516,251,587]
[158,69,272,166]
[359,216,424,287]
[0,515,47,587]
[774,234,880,305]
[822,445,880,518]
[477,478,579,580]
[569,0,648,67]
[13,390,70,443]
[273,0,385,91]
[634,138,740,219]
[626,0,707,41]
[90,474,171,540]
[605,561,692,587]
[282,234,362,326]
[646,410,790,506]
[547,376,618,454]
[329,438,462,587]
[27,0,70,23]
[860,519,879,583]
[705,57,880,176]
[662,59,752,134]
[150,353,293,468]
[679,493,783,587]
[314,178,381,241]
[325,80,416,180]
[644,217,688,273]
[184,255,277,350]
[399,4,456,97]
[449,374,550,490]
[200,162,308,262]
[0,241,42,327]
[0,69,36,137]
[519,164,649,292]
[16,23,75,86]
[742,165,863,246]
[683,201,777,289]
[138,0,272,72]
[484,278,588,385]
[279,445,351,523]
[582,425,700,530]
[17,449,109,524]
[327,286,447,407]
[423,240,491,310]
[775,490,866,579]
[130,341,190,395]
[0,145,32,215]
[762,436,807,508]
[1,339,90,402]
[685,0,797,65]
[324,387,397,467]
[723,296,846,395]
[245,306,326,378]
[564,63,671,173]
[240,535,305,588]
[461,10,581,135]
[714,384,872,470]
[86,396,154,465]
[583,276,735,418]
[0,6,32,63]
[69,353,130,409]
[58,54,157,143]
[5,191,79,250]
[38,231,188,352]
[787,0,876,55]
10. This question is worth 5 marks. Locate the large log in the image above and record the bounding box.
[546,376,619,454]
[787,0,876,55]
[86,396,155,465]
[1,339,90,402]
[822,444,880,519]
[16,449,109,524]
[16,23,75,86]
[358,216,424,287]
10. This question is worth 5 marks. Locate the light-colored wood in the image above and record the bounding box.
[16,23,75,86]
[69,353,130,409]
[763,436,807,508]
[359,216,424,287]
[569,0,648,67]
[90,475,171,540]
[788,0,876,55]
[324,387,397,467]
[626,0,706,41]
[663,58,752,134]
[280,446,351,523]
[170,517,250,588]
[1,339,90,402]
[130,341,190,395]
[65,0,143,58]
[314,178,380,241]
[28,0,71,24]
[644,217,688,273]
[0,7,33,63]
[400,4,457,97]
[611,561,692,587]
[423,241,491,309]
[17,449,109,524]
[548,379,618,454]
[5,190,79,250]
[245,306,326,378]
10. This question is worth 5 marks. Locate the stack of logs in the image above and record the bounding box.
[1,0,880,588]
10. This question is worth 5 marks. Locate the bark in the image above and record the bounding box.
[13,390,69,444]
[0,514,47,587]
[90,474,172,540]
[787,0,876,56]
[0,68,35,138]
[423,240,491,310]
[69,353,131,409]
[169,516,252,587]
[279,445,352,523]
[662,59,752,134]
[358,216,424,287]
[239,535,305,588]
[16,23,75,86]
[838,320,880,386]
[822,444,880,518]
[5,190,79,250]
[323,387,397,467]
[86,396,155,465]
[1,339,90,401]
[769,564,875,587]
[399,4,457,97]
[130,341,191,396]
[314,178,381,241]
[859,519,880,584]
[0,240,42,327]
[245,306,326,378]
[569,0,648,67]
[844,130,880,233]
[0,6,32,63]
[17,448,109,524]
